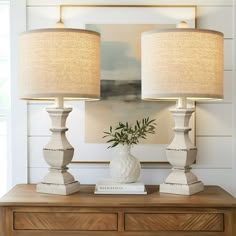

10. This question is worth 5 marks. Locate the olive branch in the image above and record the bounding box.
[103,117,157,148]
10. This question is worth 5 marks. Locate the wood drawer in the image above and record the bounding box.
[125,213,224,231]
[14,212,118,231]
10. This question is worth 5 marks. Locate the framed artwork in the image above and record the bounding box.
[62,5,197,163]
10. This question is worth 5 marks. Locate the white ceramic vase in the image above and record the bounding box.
[109,145,141,183]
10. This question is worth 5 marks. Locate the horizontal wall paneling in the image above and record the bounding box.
[196,103,232,136]
[197,6,233,38]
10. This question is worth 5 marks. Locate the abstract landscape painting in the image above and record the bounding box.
[86,24,173,101]
[85,24,194,145]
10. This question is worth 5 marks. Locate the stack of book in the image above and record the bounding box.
[94,178,147,194]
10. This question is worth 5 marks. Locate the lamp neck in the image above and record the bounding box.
[177,97,187,109]
[55,97,64,108]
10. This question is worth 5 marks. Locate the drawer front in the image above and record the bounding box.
[125,213,224,232]
[14,212,117,231]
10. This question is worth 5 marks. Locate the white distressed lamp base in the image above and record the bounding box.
[160,107,204,196]
[160,181,204,195]
[37,107,80,195]
[37,181,80,195]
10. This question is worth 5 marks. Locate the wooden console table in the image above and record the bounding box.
[0,184,236,236]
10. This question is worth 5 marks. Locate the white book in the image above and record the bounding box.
[94,189,147,195]
[95,178,145,192]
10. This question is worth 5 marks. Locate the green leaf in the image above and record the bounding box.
[103,131,111,135]
[136,120,140,128]
[111,142,119,148]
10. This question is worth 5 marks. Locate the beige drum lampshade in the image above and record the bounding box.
[141,29,224,100]
[19,28,100,100]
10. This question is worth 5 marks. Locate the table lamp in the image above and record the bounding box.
[141,28,223,195]
[19,28,100,195]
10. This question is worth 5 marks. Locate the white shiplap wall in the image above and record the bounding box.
[10,0,28,188]
[25,0,235,195]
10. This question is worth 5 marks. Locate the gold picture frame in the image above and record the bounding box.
[57,4,197,164]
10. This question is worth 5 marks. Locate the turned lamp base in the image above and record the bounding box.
[36,107,80,195]
[160,102,204,195]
